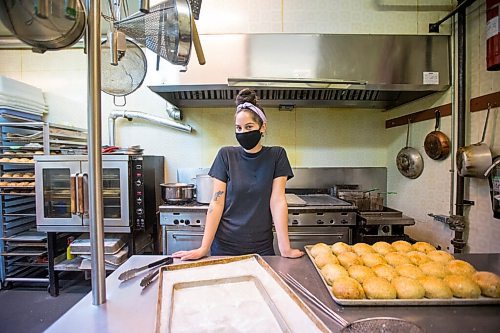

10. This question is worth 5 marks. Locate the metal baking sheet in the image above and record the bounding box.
[156,254,330,333]
[169,275,291,333]
[69,234,126,254]
[304,245,500,306]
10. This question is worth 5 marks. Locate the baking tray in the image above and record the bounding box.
[69,234,127,255]
[155,254,331,333]
[304,245,500,306]
[169,275,291,333]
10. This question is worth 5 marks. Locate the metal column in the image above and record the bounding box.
[87,0,106,305]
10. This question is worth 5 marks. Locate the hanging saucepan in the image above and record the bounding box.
[0,0,86,52]
[396,120,424,179]
[424,110,451,160]
[456,104,493,178]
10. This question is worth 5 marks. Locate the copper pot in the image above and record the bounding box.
[424,110,450,160]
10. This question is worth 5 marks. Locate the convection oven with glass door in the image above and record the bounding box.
[34,155,163,233]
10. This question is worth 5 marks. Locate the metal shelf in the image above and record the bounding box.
[0,119,86,294]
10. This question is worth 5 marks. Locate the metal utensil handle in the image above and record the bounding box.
[405,118,411,147]
[435,110,440,131]
[146,256,172,269]
[480,103,491,143]
[278,272,349,327]
[140,267,160,288]
[70,174,77,214]
[132,257,172,273]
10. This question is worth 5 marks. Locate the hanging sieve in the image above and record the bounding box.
[114,0,192,67]
[101,36,147,107]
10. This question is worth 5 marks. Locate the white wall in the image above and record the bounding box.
[2,0,499,253]
[385,1,500,253]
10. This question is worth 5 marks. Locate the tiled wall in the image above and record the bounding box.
[2,0,499,252]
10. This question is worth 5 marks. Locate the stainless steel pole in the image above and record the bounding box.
[87,0,106,304]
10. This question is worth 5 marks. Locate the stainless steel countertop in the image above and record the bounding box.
[46,253,500,333]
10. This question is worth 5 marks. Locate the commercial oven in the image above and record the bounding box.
[35,155,163,233]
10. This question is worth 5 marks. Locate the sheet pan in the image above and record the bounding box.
[305,245,500,306]
[155,254,331,333]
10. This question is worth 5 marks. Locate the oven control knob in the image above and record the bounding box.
[316,220,324,224]
[136,208,143,215]
[173,219,179,224]
[185,220,190,225]
[135,180,142,187]
[340,219,348,224]
[136,198,142,204]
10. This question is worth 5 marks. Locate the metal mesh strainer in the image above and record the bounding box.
[341,317,423,333]
[101,37,147,106]
[114,0,192,66]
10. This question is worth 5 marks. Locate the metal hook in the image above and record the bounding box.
[480,103,491,143]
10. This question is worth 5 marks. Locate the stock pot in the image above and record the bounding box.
[161,183,194,202]
[196,174,214,204]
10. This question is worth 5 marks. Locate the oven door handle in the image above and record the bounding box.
[288,232,346,237]
[77,173,85,215]
[172,233,205,239]
[70,174,77,214]
[77,173,89,216]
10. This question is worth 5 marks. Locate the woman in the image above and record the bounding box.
[172,89,303,260]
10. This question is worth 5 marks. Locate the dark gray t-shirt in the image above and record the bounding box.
[208,146,294,249]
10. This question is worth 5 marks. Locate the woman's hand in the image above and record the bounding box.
[280,247,305,259]
[172,247,209,261]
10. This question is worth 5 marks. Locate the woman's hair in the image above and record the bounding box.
[235,88,266,127]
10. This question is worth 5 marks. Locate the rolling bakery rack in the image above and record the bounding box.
[0,118,86,295]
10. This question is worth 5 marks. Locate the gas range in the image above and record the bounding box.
[159,193,357,227]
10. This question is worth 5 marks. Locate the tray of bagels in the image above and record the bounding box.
[305,240,500,305]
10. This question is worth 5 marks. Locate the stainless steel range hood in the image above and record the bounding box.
[149,34,450,109]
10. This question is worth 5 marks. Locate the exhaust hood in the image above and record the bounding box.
[149,34,450,109]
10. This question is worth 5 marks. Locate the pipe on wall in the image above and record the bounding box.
[108,110,192,146]
[452,1,468,254]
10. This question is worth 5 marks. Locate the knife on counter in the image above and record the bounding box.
[118,257,173,282]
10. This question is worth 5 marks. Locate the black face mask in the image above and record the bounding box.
[235,129,262,150]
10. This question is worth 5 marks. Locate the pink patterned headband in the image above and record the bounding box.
[236,102,267,123]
